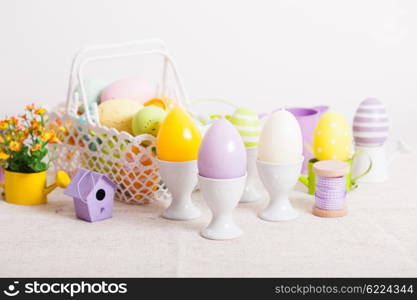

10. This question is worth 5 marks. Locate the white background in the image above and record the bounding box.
[1,0,416,146]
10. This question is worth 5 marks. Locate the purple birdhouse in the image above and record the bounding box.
[64,168,117,222]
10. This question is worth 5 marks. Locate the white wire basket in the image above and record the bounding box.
[49,39,189,204]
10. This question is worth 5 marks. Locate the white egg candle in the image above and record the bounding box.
[258,109,303,164]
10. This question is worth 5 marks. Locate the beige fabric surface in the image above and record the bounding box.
[0,152,416,277]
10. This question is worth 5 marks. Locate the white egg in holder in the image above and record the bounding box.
[257,109,304,221]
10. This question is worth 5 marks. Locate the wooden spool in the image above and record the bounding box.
[312,160,349,218]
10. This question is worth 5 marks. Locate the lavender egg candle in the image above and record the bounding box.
[353,98,389,147]
[198,118,247,179]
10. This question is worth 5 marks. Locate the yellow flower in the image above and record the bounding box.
[58,126,68,134]
[26,104,35,111]
[48,134,60,144]
[18,130,29,142]
[0,151,10,160]
[10,117,18,125]
[9,141,22,152]
[40,131,54,142]
[35,108,46,116]
[31,144,42,152]
[0,121,7,130]
[31,120,43,134]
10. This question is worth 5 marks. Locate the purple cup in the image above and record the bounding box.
[286,106,329,174]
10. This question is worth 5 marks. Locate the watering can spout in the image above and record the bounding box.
[44,171,71,196]
[387,139,412,167]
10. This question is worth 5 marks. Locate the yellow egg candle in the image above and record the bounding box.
[156,106,202,162]
[313,112,353,161]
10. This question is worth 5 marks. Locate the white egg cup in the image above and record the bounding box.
[157,159,201,220]
[256,157,303,221]
[198,174,246,240]
[240,147,263,203]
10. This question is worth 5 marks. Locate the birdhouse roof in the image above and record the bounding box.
[64,168,117,199]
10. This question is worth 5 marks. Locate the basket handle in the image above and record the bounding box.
[65,39,189,125]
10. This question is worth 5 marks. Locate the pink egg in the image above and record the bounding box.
[198,118,247,179]
[100,77,155,104]
[353,97,389,147]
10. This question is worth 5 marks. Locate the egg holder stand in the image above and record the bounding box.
[49,39,190,205]
[189,98,264,203]
[156,159,201,220]
[299,150,372,195]
[257,157,304,221]
[199,174,247,240]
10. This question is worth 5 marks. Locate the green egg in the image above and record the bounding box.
[230,107,261,148]
[132,106,167,137]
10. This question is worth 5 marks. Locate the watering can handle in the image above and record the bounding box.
[351,150,372,184]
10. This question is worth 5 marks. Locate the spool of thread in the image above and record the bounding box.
[312,160,350,218]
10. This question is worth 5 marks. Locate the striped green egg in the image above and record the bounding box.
[229,107,261,148]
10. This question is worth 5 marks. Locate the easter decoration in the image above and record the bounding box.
[299,112,371,195]
[257,109,304,221]
[64,168,116,222]
[100,77,155,104]
[48,39,191,205]
[98,99,143,135]
[144,98,174,111]
[198,118,247,240]
[312,111,353,161]
[156,106,202,220]
[229,107,263,203]
[286,106,328,174]
[0,104,71,205]
[132,106,167,137]
[312,160,350,218]
[351,97,402,183]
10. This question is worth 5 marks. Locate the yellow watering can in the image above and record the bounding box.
[0,169,71,205]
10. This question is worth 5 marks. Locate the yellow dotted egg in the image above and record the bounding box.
[313,112,352,161]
